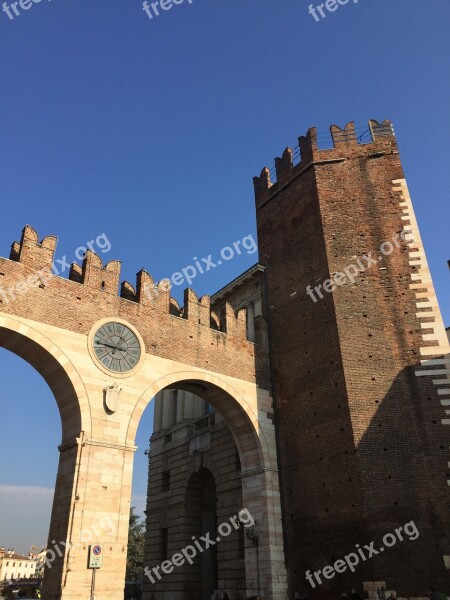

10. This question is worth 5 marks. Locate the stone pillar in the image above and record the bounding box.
[176,390,185,423]
[161,389,176,429]
[240,467,287,600]
[247,302,256,342]
[193,395,206,419]
[254,298,262,318]
[41,433,136,600]
[153,393,163,433]
[184,391,194,420]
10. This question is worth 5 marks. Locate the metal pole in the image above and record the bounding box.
[90,567,96,600]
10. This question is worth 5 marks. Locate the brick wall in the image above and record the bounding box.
[255,121,450,595]
[0,225,260,384]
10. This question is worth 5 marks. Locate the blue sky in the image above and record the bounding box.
[0,0,449,552]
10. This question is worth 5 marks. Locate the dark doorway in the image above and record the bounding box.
[186,468,218,600]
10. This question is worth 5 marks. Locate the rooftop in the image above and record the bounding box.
[211,263,265,304]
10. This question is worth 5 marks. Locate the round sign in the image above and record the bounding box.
[93,545,102,556]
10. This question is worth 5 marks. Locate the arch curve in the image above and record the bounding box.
[0,315,91,443]
[128,370,272,472]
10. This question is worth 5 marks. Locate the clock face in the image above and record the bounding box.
[92,322,142,373]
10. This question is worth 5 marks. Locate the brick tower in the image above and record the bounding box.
[254,121,450,594]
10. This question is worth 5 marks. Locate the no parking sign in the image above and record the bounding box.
[88,544,103,569]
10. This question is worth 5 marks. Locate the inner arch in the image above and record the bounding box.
[128,372,269,473]
[0,319,89,443]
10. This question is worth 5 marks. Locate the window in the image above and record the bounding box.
[161,470,170,492]
[238,527,245,559]
[161,528,168,561]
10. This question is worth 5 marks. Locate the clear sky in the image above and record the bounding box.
[0,0,449,552]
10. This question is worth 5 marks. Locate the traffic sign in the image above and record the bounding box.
[88,544,103,569]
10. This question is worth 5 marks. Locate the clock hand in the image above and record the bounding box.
[96,341,122,352]
[109,343,128,353]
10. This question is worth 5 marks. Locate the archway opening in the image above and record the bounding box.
[0,326,85,443]
[0,322,86,599]
[134,383,254,600]
[0,346,59,594]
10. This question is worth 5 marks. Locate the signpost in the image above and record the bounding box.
[88,544,103,600]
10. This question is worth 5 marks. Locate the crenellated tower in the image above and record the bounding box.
[255,120,450,594]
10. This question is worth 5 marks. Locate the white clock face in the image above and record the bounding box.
[92,322,142,373]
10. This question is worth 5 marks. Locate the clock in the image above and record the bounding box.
[91,321,142,374]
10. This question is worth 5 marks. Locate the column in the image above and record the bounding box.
[176,390,185,423]
[161,389,175,429]
[247,302,256,342]
[153,393,163,433]
[184,391,194,420]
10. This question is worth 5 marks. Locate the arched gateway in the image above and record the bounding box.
[0,225,287,600]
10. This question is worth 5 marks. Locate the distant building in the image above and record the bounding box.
[34,548,47,579]
[210,263,264,343]
[0,547,37,581]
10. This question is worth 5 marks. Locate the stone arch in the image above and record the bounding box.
[0,315,90,443]
[132,371,285,599]
[127,370,272,473]
[180,451,221,490]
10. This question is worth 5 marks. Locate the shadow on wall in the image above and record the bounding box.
[354,361,449,590]
[293,362,450,596]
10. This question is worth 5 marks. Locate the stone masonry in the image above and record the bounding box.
[0,225,286,600]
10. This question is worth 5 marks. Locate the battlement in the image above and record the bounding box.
[10,224,58,270]
[253,119,397,206]
[2,225,249,341]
